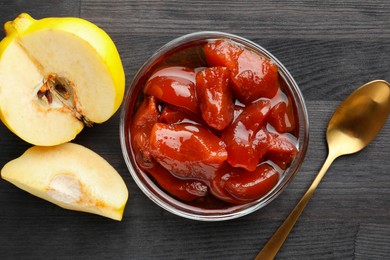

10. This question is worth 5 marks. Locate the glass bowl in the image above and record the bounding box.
[120,31,309,221]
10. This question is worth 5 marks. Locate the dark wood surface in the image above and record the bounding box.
[1,1,389,259]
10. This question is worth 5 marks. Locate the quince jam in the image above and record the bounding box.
[129,39,298,208]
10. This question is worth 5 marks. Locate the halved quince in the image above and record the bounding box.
[1,143,129,221]
[0,13,125,145]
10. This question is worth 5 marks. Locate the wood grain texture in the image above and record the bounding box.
[355,224,390,259]
[0,0,389,259]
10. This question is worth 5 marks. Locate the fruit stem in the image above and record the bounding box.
[5,13,35,36]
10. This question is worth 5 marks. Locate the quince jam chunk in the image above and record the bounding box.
[204,39,279,104]
[195,66,234,130]
[130,38,299,207]
[269,101,296,133]
[144,66,200,115]
[149,123,227,181]
[222,100,271,172]
[130,96,158,168]
[147,163,208,202]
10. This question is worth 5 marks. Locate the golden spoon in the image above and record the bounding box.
[256,80,390,259]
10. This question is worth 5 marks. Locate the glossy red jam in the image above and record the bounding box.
[128,39,299,209]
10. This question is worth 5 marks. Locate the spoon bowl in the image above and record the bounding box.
[327,80,390,157]
[256,80,390,259]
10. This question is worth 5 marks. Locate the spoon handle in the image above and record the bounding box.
[255,153,337,260]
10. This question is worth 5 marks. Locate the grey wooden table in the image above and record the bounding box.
[0,1,389,259]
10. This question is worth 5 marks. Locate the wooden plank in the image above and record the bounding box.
[80,0,390,39]
[0,0,80,22]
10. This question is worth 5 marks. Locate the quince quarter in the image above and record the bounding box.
[1,143,129,221]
